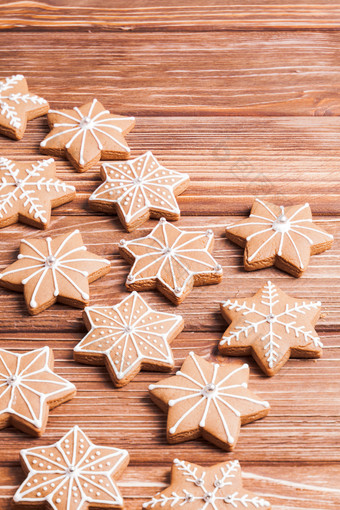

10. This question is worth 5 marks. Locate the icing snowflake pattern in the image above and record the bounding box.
[74,292,184,386]
[149,353,270,449]
[143,459,271,510]
[219,281,322,375]
[119,218,222,303]
[13,425,129,510]
[0,157,75,227]
[0,347,75,433]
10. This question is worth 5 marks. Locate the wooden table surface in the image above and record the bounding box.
[0,2,340,509]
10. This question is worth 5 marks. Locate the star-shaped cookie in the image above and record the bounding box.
[143,459,271,510]
[74,291,184,387]
[226,199,333,277]
[13,425,129,510]
[0,346,75,436]
[0,74,49,140]
[149,352,270,450]
[219,281,323,376]
[119,218,222,304]
[0,229,110,315]
[40,98,135,172]
[89,152,190,231]
[0,156,75,229]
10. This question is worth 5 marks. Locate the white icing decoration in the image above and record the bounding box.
[0,74,47,129]
[143,459,270,509]
[0,157,75,223]
[13,425,128,510]
[121,219,222,299]
[220,281,322,369]
[0,346,75,429]
[227,199,333,269]
[150,353,269,446]
[89,151,189,226]
[74,291,183,382]
[40,98,135,166]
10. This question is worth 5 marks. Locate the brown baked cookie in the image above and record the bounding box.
[13,425,129,510]
[219,281,323,376]
[149,352,270,450]
[119,218,223,304]
[0,156,75,229]
[0,229,110,315]
[226,199,333,277]
[89,151,190,232]
[74,291,184,387]
[40,98,135,172]
[0,346,75,436]
[143,459,271,510]
[0,74,48,140]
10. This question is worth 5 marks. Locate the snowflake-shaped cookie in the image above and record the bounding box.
[0,229,110,315]
[149,352,270,450]
[13,425,129,510]
[143,459,271,510]
[226,199,333,277]
[0,74,48,139]
[0,157,75,229]
[219,281,323,376]
[119,218,222,304]
[40,98,135,172]
[74,291,184,387]
[0,346,75,436]
[89,151,190,231]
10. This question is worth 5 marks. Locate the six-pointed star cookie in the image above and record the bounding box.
[219,281,323,376]
[0,229,110,315]
[13,425,129,510]
[74,291,184,387]
[0,346,75,436]
[89,151,190,231]
[119,218,222,304]
[0,74,48,140]
[40,98,135,172]
[0,156,75,229]
[226,199,333,277]
[143,459,271,510]
[149,352,270,450]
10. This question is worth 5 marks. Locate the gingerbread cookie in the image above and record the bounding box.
[0,346,75,436]
[226,199,333,277]
[149,352,270,450]
[13,425,129,510]
[0,74,48,140]
[143,459,271,510]
[219,281,323,376]
[0,229,110,315]
[40,98,135,172]
[89,151,190,231]
[74,291,184,387]
[119,218,222,304]
[0,157,75,229]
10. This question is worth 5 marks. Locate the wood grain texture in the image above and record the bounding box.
[0,2,339,509]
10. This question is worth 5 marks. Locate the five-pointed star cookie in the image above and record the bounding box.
[0,229,110,315]
[0,74,49,140]
[143,459,271,510]
[74,291,184,387]
[219,281,323,376]
[13,425,129,510]
[89,151,190,231]
[149,352,270,450]
[119,218,223,304]
[40,98,135,172]
[226,199,333,277]
[0,156,75,229]
[0,346,75,436]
